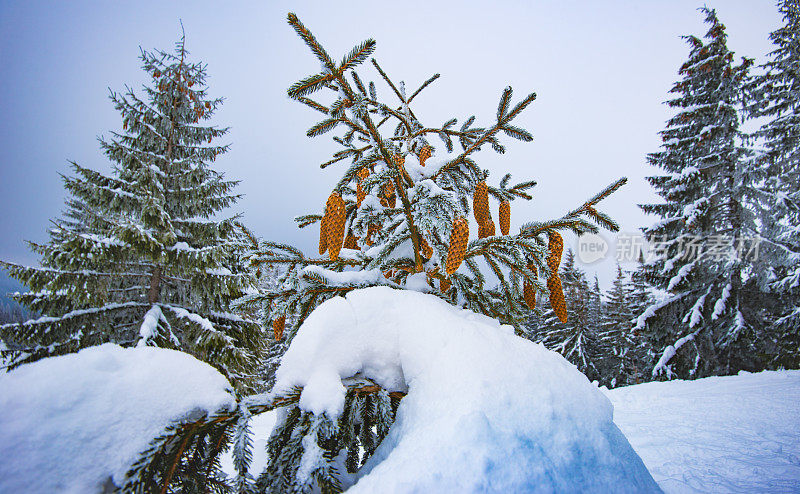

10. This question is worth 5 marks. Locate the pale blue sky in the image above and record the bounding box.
[0,1,781,287]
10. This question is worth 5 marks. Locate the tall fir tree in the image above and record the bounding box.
[637,8,763,379]
[0,34,262,391]
[747,0,800,368]
[600,264,640,386]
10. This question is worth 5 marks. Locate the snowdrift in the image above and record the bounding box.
[0,344,235,493]
[274,286,661,492]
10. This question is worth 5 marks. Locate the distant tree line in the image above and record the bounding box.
[530,4,800,385]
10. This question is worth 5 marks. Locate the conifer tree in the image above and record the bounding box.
[747,0,800,368]
[637,8,762,379]
[0,34,261,390]
[600,264,639,386]
[225,13,626,492]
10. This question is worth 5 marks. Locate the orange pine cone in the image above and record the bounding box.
[383,182,396,208]
[473,181,490,226]
[547,275,568,323]
[478,218,496,239]
[419,145,432,167]
[499,200,510,235]
[273,316,286,341]
[358,167,370,180]
[325,192,346,260]
[343,231,358,249]
[445,217,469,275]
[440,276,451,293]
[523,262,537,310]
[318,213,329,255]
[547,231,564,274]
[420,236,433,259]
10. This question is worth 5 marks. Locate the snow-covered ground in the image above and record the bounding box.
[606,370,800,493]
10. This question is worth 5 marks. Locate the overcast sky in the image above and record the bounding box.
[0,1,781,288]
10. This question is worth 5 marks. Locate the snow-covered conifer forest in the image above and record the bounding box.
[0,3,798,493]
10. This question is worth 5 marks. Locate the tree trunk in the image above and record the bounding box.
[148,266,162,304]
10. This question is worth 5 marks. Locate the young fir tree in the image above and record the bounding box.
[635,8,766,379]
[747,0,800,368]
[600,264,640,387]
[216,13,628,493]
[0,34,261,391]
[533,250,604,383]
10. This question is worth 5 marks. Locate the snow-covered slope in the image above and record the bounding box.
[274,286,661,492]
[606,370,800,493]
[0,344,235,493]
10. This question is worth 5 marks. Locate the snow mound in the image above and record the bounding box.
[607,370,800,493]
[0,343,236,493]
[275,286,661,493]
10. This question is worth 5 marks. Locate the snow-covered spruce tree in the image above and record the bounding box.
[636,8,764,379]
[746,0,800,368]
[217,13,627,493]
[599,264,640,387]
[0,34,261,391]
[532,250,605,384]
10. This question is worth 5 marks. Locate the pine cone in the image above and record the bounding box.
[383,182,396,208]
[547,275,568,323]
[358,167,370,180]
[343,231,358,249]
[420,236,433,259]
[440,276,451,293]
[419,145,432,167]
[318,212,328,255]
[325,192,346,260]
[273,316,286,341]
[499,200,510,235]
[445,217,469,275]
[547,231,564,274]
[473,181,490,226]
[523,263,537,310]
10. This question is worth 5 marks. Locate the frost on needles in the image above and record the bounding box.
[0,33,262,392]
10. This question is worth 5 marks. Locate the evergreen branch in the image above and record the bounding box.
[288,73,334,99]
[370,58,405,103]
[287,13,336,73]
[502,124,533,142]
[351,71,367,95]
[408,73,441,103]
[340,39,377,72]
[297,96,330,114]
[307,118,339,137]
[504,92,537,122]
[294,214,323,228]
[497,86,513,120]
